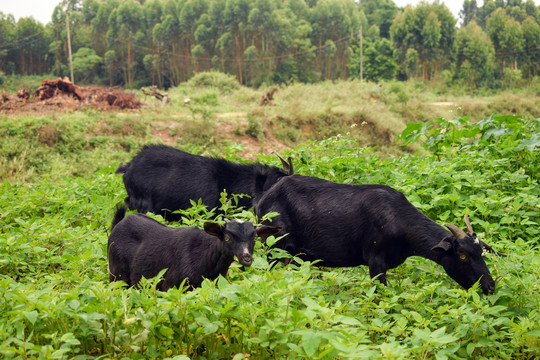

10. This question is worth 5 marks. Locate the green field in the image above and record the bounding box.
[0,76,539,359]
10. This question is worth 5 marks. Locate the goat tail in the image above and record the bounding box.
[111,204,127,232]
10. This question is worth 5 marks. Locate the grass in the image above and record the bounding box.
[0,75,539,358]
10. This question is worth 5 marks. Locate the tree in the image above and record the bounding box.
[520,16,540,79]
[12,17,49,75]
[104,49,119,86]
[488,8,523,70]
[72,47,102,83]
[107,0,144,87]
[460,0,478,26]
[0,12,16,73]
[359,0,399,39]
[455,20,495,87]
[310,0,361,80]
[390,2,456,81]
[348,38,397,82]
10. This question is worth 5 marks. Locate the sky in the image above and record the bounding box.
[2,0,465,26]
[0,0,539,26]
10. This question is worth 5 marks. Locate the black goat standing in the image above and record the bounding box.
[116,144,293,220]
[254,174,504,294]
[107,206,281,290]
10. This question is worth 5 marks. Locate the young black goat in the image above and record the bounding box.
[116,145,293,220]
[108,206,281,290]
[254,174,505,294]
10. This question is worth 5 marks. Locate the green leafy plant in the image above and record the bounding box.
[0,113,538,359]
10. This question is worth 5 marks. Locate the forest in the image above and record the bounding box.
[1,0,539,90]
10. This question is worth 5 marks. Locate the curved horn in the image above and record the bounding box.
[463,215,474,235]
[444,223,468,240]
[274,151,294,175]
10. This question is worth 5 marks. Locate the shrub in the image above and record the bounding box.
[185,71,241,94]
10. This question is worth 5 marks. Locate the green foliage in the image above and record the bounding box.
[390,2,456,81]
[348,38,398,82]
[185,71,241,94]
[456,21,495,88]
[1,111,539,358]
[72,47,103,84]
[245,115,264,141]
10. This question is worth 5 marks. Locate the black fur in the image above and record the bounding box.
[254,174,503,294]
[107,206,280,290]
[116,144,291,220]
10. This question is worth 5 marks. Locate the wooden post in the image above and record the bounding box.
[66,12,74,83]
[359,25,363,82]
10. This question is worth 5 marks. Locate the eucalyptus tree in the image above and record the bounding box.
[104,49,120,86]
[223,0,252,84]
[455,20,495,87]
[359,0,399,39]
[12,17,49,75]
[520,16,540,78]
[365,38,398,81]
[89,1,117,57]
[153,4,183,86]
[72,47,102,83]
[179,0,210,80]
[390,2,456,81]
[0,12,16,74]
[107,0,144,87]
[310,0,361,80]
[460,0,479,26]
[487,8,523,71]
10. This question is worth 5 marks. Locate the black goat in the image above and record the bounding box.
[107,206,281,290]
[116,144,293,220]
[254,174,504,294]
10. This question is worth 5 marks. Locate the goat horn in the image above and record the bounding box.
[444,223,468,240]
[463,215,474,235]
[274,151,294,175]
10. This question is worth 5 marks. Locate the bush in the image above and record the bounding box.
[185,71,241,93]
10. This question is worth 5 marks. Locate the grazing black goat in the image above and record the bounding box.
[254,174,505,294]
[108,206,281,290]
[116,144,293,220]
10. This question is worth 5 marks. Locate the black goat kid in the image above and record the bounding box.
[254,174,505,294]
[107,206,281,290]
[116,144,293,220]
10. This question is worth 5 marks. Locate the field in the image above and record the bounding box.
[0,74,539,359]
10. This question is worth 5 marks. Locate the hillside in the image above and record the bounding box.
[1,73,539,184]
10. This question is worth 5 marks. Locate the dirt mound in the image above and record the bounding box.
[0,77,141,114]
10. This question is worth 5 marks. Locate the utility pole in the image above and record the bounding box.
[359,25,363,82]
[65,11,74,83]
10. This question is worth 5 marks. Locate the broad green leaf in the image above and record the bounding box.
[24,311,38,325]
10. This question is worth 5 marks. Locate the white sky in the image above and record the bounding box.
[1,0,60,25]
[394,0,462,19]
[1,0,539,26]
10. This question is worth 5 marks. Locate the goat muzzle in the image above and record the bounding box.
[481,276,496,295]
[239,253,253,266]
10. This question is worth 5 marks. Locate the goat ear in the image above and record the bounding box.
[203,221,223,237]
[256,225,282,237]
[431,238,453,253]
[481,241,507,257]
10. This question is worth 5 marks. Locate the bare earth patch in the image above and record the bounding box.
[217,120,290,159]
[427,102,457,106]
[148,117,289,159]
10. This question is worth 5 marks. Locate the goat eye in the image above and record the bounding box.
[224,235,233,243]
[459,254,468,261]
